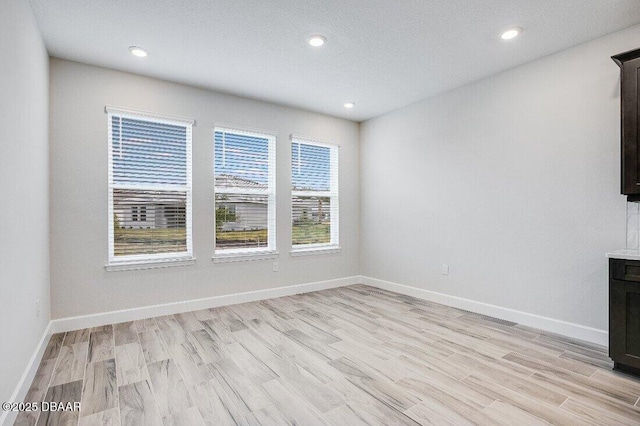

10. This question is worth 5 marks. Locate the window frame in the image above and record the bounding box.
[213,126,277,262]
[290,135,340,255]
[106,106,195,271]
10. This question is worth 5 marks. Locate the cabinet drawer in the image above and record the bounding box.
[610,258,640,282]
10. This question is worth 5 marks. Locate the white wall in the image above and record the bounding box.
[360,25,640,331]
[49,59,359,319]
[0,0,50,404]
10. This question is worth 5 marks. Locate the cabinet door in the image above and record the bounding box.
[621,57,640,194]
[610,279,640,368]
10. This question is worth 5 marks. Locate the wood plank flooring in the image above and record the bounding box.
[14,284,640,425]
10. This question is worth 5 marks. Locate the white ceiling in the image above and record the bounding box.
[30,0,640,122]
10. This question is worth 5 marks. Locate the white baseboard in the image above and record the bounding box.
[0,322,53,426]
[361,276,608,347]
[50,276,360,334]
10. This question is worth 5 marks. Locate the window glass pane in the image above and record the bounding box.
[292,143,330,191]
[214,128,275,254]
[112,117,187,186]
[215,193,269,250]
[292,196,331,245]
[113,189,186,256]
[214,131,269,188]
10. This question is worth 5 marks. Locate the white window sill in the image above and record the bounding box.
[212,251,279,263]
[105,257,196,272]
[290,246,341,257]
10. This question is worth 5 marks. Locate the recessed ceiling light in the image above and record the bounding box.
[344,102,355,109]
[501,27,522,40]
[308,35,326,47]
[129,46,148,57]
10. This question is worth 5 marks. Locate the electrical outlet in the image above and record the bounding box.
[272,262,279,272]
[442,264,449,276]
[36,300,41,317]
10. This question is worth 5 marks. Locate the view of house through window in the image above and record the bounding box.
[291,138,339,248]
[214,128,276,254]
[108,109,193,262]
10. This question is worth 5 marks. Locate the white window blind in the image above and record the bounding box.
[291,136,339,249]
[214,127,276,254]
[107,107,193,266]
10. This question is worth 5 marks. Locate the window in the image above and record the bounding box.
[291,136,339,252]
[107,107,193,269]
[214,127,276,258]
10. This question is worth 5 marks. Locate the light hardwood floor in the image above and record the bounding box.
[14,284,640,425]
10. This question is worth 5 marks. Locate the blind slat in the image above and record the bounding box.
[112,116,189,186]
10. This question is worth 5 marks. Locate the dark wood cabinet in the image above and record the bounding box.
[613,48,640,200]
[609,258,640,375]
